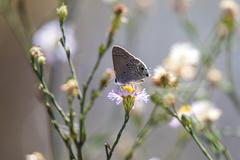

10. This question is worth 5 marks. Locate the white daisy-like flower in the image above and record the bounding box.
[164,42,201,80]
[108,84,149,105]
[192,100,222,123]
[169,100,222,128]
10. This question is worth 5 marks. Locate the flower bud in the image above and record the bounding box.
[38,56,46,65]
[114,3,128,15]
[150,92,163,106]
[220,0,239,19]
[61,79,78,97]
[100,68,115,90]
[152,66,178,88]
[181,114,192,128]
[29,46,43,58]
[207,67,222,86]
[163,93,176,106]
[220,0,239,33]
[57,3,68,25]
[123,95,135,113]
[110,3,128,35]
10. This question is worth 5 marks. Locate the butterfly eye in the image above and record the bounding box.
[140,67,144,70]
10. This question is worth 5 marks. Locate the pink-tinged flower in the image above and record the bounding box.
[107,84,149,112]
[32,20,77,64]
[114,3,128,15]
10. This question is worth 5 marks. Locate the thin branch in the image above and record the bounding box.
[107,112,130,160]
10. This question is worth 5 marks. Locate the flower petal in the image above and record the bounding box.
[107,90,123,105]
[136,89,149,103]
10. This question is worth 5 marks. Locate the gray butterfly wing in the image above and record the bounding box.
[112,46,134,81]
[112,45,149,84]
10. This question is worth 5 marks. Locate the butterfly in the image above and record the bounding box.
[112,45,150,84]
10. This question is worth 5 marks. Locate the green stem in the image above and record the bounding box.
[173,115,214,160]
[178,16,199,42]
[45,101,76,160]
[30,58,75,159]
[68,96,78,147]
[124,106,159,160]
[179,38,223,102]
[225,36,240,112]
[59,22,86,160]
[78,24,115,160]
[59,24,82,100]
[31,61,70,125]
[190,129,214,160]
[207,127,233,160]
[107,112,130,160]
[83,89,99,115]
[222,148,233,160]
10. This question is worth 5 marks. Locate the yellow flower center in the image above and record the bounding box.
[178,104,192,115]
[121,84,135,93]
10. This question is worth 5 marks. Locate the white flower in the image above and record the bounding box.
[220,0,239,19]
[152,66,178,87]
[26,152,45,160]
[192,100,222,123]
[169,104,192,128]
[164,42,201,80]
[207,67,222,85]
[32,20,77,64]
[107,85,149,105]
[169,100,222,128]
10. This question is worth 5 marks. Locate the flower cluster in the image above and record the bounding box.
[164,42,201,80]
[152,66,178,88]
[61,79,79,97]
[170,100,222,129]
[218,0,239,37]
[29,46,46,65]
[108,84,149,112]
